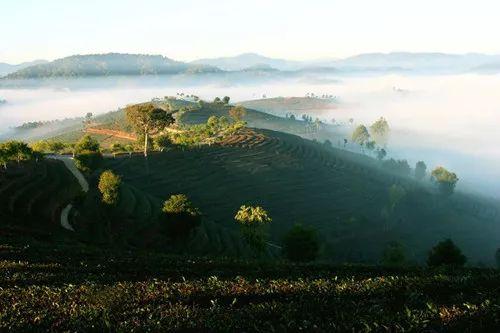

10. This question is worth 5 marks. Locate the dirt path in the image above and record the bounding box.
[48,155,89,231]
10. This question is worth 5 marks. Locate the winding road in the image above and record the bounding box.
[48,155,89,231]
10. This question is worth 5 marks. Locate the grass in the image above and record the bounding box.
[0,238,499,332]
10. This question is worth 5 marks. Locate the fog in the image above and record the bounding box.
[1,73,499,197]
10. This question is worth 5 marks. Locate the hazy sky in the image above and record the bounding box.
[2,0,500,63]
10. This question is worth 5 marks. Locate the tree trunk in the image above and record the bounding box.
[144,131,148,157]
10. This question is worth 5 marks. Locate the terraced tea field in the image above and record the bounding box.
[99,129,500,264]
[0,160,81,230]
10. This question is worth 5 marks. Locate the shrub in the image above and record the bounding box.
[427,239,466,267]
[74,151,102,173]
[98,170,121,205]
[381,242,406,267]
[282,224,319,262]
[235,205,272,253]
[162,194,201,239]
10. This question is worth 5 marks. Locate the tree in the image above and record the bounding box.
[383,159,411,176]
[75,135,100,153]
[431,166,459,196]
[74,135,102,172]
[222,96,230,104]
[84,112,93,127]
[235,205,272,253]
[162,194,201,239]
[415,161,427,181]
[110,143,125,158]
[153,135,171,152]
[124,144,134,158]
[282,224,319,262]
[496,248,500,269]
[0,144,9,169]
[351,125,370,146]
[213,97,222,104]
[125,103,175,157]
[370,117,390,146]
[2,141,33,164]
[376,148,387,160]
[365,140,376,154]
[427,239,466,267]
[98,170,121,205]
[388,184,406,212]
[381,241,406,267]
[229,105,246,122]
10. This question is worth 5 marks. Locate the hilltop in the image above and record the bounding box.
[2,54,221,79]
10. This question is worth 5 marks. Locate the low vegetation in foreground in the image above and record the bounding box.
[0,238,499,332]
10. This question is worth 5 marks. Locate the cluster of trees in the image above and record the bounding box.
[31,140,68,154]
[211,96,231,105]
[382,239,468,268]
[170,115,246,147]
[0,141,34,169]
[351,117,390,155]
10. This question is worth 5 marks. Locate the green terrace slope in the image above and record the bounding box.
[85,128,500,264]
[240,96,339,116]
[0,239,499,332]
[0,159,81,232]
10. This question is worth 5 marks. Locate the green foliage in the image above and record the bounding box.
[376,148,387,160]
[98,170,122,205]
[431,166,459,196]
[235,205,272,253]
[153,135,171,152]
[370,117,390,146]
[388,184,406,212]
[427,239,467,267]
[75,135,100,153]
[170,116,245,147]
[31,140,66,154]
[351,125,370,145]
[383,158,411,176]
[415,161,427,181]
[0,141,33,166]
[381,241,406,267]
[110,143,126,156]
[162,194,201,239]
[282,224,319,262]
[125,103,175,155]
[222,96,230,104]
[74,135,102,172]
[74,151,102,173]
[229,105,246,121]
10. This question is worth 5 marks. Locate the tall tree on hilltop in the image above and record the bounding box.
[125,103,175,157]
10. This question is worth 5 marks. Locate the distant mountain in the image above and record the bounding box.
[0,59,48,76]
[328,52,500,72]
[3,53,221,79]
[192,52,500,73]
[191,53,303,71]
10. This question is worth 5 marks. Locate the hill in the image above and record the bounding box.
[191,52,302,71]
[64,126,500,264]
[240,96,339,116]
[0,59,48,76]
[2,54,221,79]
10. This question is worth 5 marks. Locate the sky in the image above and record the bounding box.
[1,0,500,64]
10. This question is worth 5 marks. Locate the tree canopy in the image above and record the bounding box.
[98,170,121,205]
[431,166,459,196]
[427,239,466,267]
[415,161,427,181]
[125,103,175,156]
[351,125,370,145]
[370,117,390,146]
[229,105,247,121]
